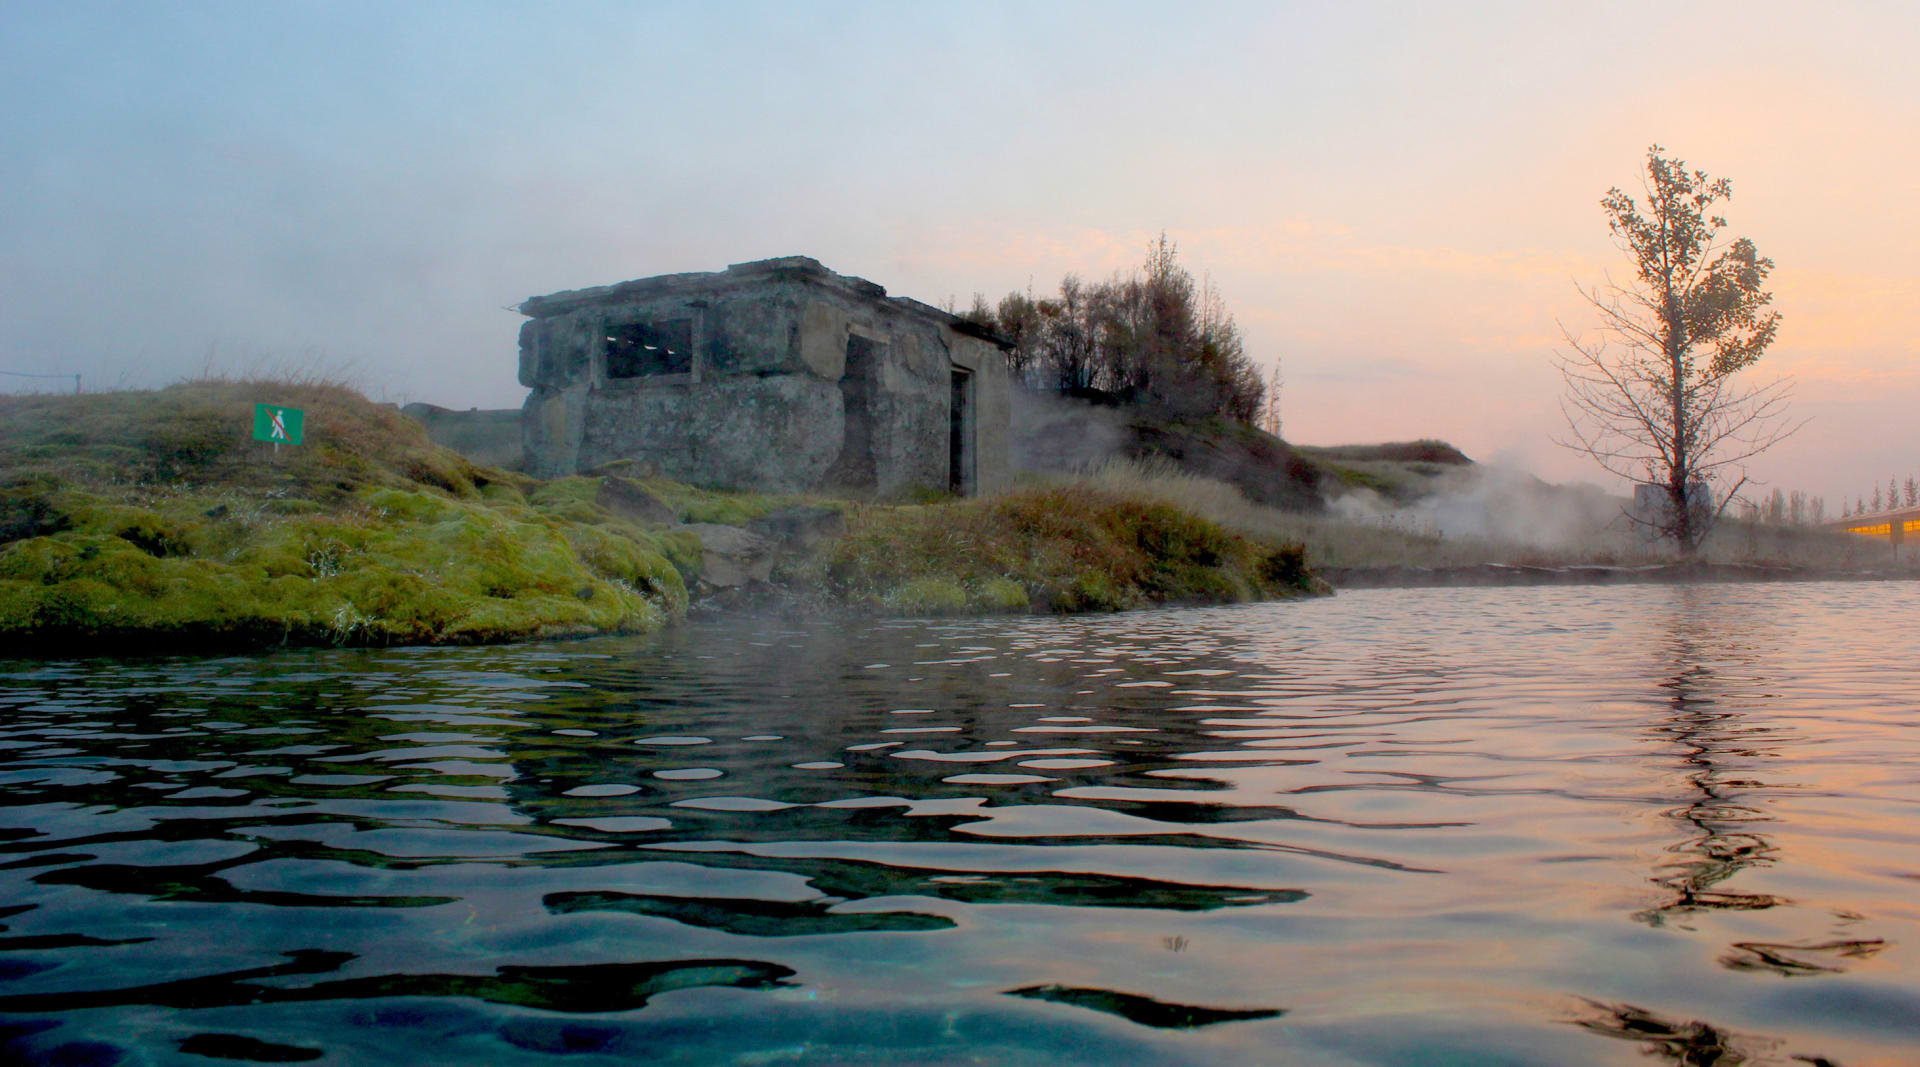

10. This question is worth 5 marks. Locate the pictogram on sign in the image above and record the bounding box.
[252,404,305,446]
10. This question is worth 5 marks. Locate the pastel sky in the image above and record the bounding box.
[3,1,1914,502]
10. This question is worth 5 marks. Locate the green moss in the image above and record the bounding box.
[0,384,699,654]
[358,486,451,523]
[0,536,80,582]
[565,524,689,610]
[112,510,196,558]
[651,529,704,584]
[971,577,1030,613]
[0,487,71,543]
[885,578,970,616]
[478,481,527,505]
[527,477,601,510]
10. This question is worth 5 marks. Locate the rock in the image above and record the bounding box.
[596,477,679,525]
[684,523,776,587]
[747,506,846,550]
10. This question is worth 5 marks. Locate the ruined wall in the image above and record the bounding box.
[519,271,842,489]
[519,258,1011,496]
[948,331,1012,495]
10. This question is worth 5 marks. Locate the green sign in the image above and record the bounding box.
[252,403,305,445]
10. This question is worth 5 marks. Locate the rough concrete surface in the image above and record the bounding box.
[516,257,1011,497]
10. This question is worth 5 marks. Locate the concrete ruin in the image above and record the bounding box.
[517,257,1012,496]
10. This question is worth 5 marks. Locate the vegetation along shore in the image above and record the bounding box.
[0,381,1322,655]
[4,368,1902,657]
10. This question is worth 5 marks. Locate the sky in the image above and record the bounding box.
[3,1,1915,504]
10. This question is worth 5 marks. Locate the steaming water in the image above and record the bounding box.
[3,584,1918,1065]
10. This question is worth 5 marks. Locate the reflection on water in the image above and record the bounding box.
[1571,999,1766,1067]
[1638,627,1788,926]
[3,583,1920,1064]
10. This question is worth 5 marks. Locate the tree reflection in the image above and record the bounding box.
[1631,593,1887,986]
[1570,591,1869,1065]
[1634,650,1786,929]
[1571,999,1770,1066]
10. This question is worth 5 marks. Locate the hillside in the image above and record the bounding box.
[1294,439,1475,504]
[1010,389,1325,510]
[0,381,698,651]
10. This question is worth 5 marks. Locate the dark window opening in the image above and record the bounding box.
[949,367,973,494]
[605,318,693,379]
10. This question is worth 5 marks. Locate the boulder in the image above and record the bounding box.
[684,523,777,587]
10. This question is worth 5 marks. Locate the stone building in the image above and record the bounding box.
[517,257,1011,496]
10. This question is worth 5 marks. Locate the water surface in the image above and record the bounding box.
[3,583,1918,1064]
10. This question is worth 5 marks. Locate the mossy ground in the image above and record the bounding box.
[0,382,692,652]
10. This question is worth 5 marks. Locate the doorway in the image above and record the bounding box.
[949,367,973,494]
[827,335,880,490]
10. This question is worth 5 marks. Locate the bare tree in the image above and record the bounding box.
[1261,359,1284,438]
[1556,146,1801,554]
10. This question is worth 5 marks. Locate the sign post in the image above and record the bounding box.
[252,403,305,455]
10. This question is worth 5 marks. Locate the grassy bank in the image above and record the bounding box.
[789,484,1318,615]
[1,382,1325,654]
[0,381,697,651]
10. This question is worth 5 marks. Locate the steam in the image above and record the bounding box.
[1328,465,1628,551]
[1008,387,1128,474]
[1008,384,1631,554]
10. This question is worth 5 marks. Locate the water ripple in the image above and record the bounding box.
[3,583,1918,1064]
